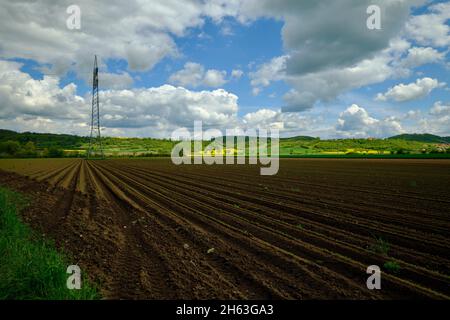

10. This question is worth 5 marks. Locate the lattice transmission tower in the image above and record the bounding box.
[87,55,104,159]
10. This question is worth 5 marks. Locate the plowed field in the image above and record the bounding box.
[0,158,449,299]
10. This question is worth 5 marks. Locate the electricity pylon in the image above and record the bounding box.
[87,55,104,159]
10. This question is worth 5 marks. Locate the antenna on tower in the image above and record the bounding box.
[87,55,104,159]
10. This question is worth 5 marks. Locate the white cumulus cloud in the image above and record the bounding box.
[429,101,450,116]
[336,104,404,137]
[0,0,243,79]
[399,47,446,69]
[406,2,450,47]
[0,59,242,137]
[169,62,228,88]
[231,69,244,79]
[376,77,445,102]
[249,55,288,95]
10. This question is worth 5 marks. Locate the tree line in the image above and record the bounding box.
[0,140,65,158]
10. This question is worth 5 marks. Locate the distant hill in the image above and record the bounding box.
[388,134,450,143]
[280,135,318,141]
[3,129,448,145]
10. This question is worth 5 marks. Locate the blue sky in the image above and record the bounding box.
[0,0,449,138]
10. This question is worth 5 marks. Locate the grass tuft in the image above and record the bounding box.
[370,237,390,256]
[383,261,401,274]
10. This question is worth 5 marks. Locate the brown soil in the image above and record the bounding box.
[0,158,449,299]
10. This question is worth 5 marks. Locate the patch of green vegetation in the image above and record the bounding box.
[0,187,99,299]
[383,261,401,274]
[280,136,449,157]
[369,237,403,275]
[370,237,390,256]
[1,129,449,158]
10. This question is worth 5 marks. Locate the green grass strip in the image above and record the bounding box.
[0,187,99,300]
